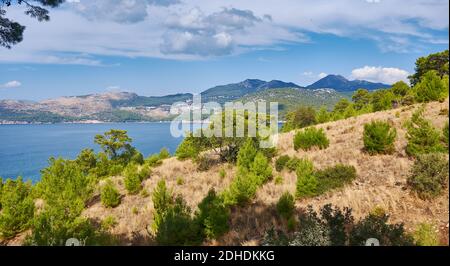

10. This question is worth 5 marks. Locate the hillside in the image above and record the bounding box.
[201,79,303,104]
[237,88,345,119]
[308,74,391,92]
[72,99,448,246]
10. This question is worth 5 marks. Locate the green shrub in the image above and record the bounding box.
[295,159,317,199]
[123,164,142,195]
[407,153,449,199]
[316,106,331,124]
[405,108,445,156]
[286,157,301,172]
[101,180,121,208]
[314,164,357,195]
[236,138,258,170]
[414,71,448,102]
[363,120,397,155]
[224,172,259,206]
[159,148,171,160]
[391,81,411,97]
[371,90,395,112]
[274,175,284,185]
[276,192,295,220]
[175,134,201,160]
[349,213,414,246]
[251,152,273,184]
[282,106,317,132]
[151,181,202,245]
[413,223,439,246]
[289,208,331,246]
[75,149,97,175]
[0,178,35,238]
[101,216,117,231]
[145,154,163,167]
[275,155,290,172]
[152,180,173,231]
[443,122,449,149]
[195,189,230,239]
[294,127,329,151]
[155,195,202,246]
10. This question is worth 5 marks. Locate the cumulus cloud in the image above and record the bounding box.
[318,73,328,79]
[1,81,22,88]
[0,0,448,63]
[350,66,410,84]
[70,0,180,23]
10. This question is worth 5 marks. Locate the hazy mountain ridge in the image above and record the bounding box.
[307,74,391,92]
[0,76,389,123]
[237,88,344,118]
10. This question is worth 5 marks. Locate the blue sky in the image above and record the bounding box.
[0,0,449,100]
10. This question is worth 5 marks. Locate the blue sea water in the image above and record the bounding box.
[0,123,189,182]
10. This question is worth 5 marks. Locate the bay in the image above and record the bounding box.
[0,123,191,182]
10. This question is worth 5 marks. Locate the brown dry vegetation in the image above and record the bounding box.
[80,99,449,246]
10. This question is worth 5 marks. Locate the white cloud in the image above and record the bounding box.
[350,66,410,84]
[0,0,448,63]
[1,81,22,88]
[318,72,328,79]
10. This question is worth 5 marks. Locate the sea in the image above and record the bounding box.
[0,123,192,182]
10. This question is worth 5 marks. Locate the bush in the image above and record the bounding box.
[155,195,202,246]
[282,106,317,132]
[371,90,395,112]
[195,189,230,239]
[405,108,445,157]
[314,164,357,195]
[250,152,272,184]
[407,153,449,199]
[146,154,163,167]
[123,164,142,195]
[295,159,317,199]
[101,180,121,208]
[294,127,329,151]
[349,213,414,246]
[289,208,331,246]
[236,138,258,170]
[276,192,295,220]
[363,120,397,155]
[443,122,449,149]
[224,172,259,206]
[414,71,448,102]
[264,204,414,246]
[175,134,201,160]
[275,155,290,172]
[101,216,117,231]
[316,106,331,124]
[152,180,173,231]
[413,223,439,246]
[391,81,411,97]
[286,157,301,172]
[0,178,35,238]
[159,148,171,160]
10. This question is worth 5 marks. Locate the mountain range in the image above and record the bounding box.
[0,75,390,123]
[307,74,391,92]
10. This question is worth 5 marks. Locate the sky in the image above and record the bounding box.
[0,0,448,101]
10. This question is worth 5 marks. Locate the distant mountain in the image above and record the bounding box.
[237,88,345,119]
[1,75,386,124]
[201,79,302,104]
[307,75,391,92]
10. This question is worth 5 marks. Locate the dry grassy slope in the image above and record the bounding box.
[83,99,449,246]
